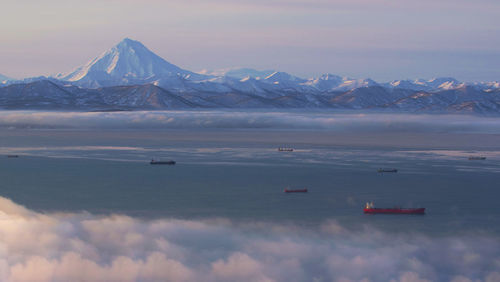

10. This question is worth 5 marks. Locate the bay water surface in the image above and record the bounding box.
[1,128,499,235]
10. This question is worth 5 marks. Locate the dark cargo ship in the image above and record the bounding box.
[377,168,398,173]
[364,202,425,214]
[150,159,176,165]
[284,187,308,193]
[468,156,486,160]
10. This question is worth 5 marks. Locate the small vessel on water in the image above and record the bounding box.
[364,202,425,214]
[284,187,308,193]
[468,156,486,160]
[7,155,19,158]
[278,147,294,152]
[377,168,398,173]
[150,159,176,165]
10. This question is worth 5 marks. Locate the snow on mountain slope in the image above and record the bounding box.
[382,77,480,92]
[303,74,344,91]
[264,71,305,83]
[0,73,11,82]
[198,68,275,80]
[390,86,500,113]
[0,80,77,109]
[334,78,378,91]
[41,38,499,95]
[328,86,410,109]
[302,75,379,92]
[2,79,500,114]
[426,77,459,89]
[262,72,309,91]
[0,73,15,86]
[382,80,431,91]
[55,38,201,87]
[382,78,499,92]
[468,81,500,91]
[98,84,198,109]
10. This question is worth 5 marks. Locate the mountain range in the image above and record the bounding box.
[1,38,499,114]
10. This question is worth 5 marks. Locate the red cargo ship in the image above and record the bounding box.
[364,202,425,214]
[284,187,308,193]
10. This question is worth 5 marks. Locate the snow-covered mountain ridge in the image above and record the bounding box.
[1,38,499,114]
[2,38,497,93]
[1,79,499,115]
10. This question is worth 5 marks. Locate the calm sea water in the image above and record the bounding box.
[0,129,499,235]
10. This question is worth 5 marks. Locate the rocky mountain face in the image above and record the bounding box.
[1,80,499,114]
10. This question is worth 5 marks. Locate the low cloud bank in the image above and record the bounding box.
[0,196,498,282]
[1,110,500,133]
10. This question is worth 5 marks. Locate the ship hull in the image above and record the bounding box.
[150,161,176,165]
[377,169,397,173]
[364,208,425,214]
[284,189,308,193]
[468,157,486,160]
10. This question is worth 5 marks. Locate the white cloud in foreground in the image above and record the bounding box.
[0,197,498,281]
[1,111,500,133]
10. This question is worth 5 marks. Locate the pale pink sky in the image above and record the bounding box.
[1,0,499,81]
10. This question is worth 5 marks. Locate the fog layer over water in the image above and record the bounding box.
[1,110,500,133]
[0,197,498,282]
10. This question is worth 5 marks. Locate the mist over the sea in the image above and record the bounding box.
[1,110,500,133]
[0,197,498,282]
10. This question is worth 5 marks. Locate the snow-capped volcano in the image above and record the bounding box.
[55,38,196,87]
